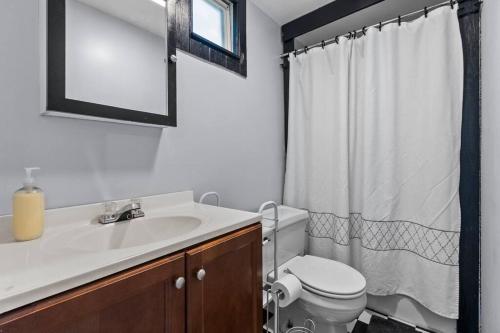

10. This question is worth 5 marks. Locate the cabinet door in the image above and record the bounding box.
[186,224,262,333]
[0,253,186,333]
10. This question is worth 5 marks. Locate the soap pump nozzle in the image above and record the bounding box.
[23,167,40,188]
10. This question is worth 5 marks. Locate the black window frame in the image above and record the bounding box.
[46,0,177,127]
[177,0,247,76]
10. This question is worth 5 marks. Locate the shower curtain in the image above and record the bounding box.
[284,7,463,319]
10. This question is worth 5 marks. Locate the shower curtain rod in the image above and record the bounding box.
[279,0,481,58]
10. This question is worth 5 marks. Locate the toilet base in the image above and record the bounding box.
[297,288,366,333]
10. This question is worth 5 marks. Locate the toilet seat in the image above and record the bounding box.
[301,282,366,299]
[286,255,366,300]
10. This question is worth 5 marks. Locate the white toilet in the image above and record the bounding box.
[262,206,367,333]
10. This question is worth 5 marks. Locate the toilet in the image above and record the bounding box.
[262,206,367,333]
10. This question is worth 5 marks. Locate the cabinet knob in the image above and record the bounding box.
[196,268,206,281]
[175,277,185,289]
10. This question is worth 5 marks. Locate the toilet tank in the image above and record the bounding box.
[261,206,309,281]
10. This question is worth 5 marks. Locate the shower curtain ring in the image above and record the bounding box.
[293,50,297,57]
[398,15,402,26]
[321,40,326,49]
[335,36,339,44]
[304,46,308,54]
[424,6,428,17]
[379,22,382,31]
[362,26,367,36]
[450,0,455,9]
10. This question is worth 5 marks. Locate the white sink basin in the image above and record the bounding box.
[56,216,202,252]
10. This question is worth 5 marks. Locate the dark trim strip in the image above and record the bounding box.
[457,1,481,331]
[282,39,294,150]
[281,0,385,42]
[190,32,241,59]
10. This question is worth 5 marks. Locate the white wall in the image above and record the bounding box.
[481,1,499,332]
[0,0,284,215]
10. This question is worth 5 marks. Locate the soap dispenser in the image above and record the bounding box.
[12,167,45,241]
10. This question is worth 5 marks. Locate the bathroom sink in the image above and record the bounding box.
[56,216,202,252]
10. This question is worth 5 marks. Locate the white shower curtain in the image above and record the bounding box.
[284,6,463,319]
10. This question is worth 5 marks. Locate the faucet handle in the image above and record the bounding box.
[130,198,142,209]
[103,201,117,215]
[99,202,118,224]
[130,199,145,219]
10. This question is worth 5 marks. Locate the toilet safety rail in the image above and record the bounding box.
[260,201,280,333]
[199,192,220,206]
[263,285,315,333]
[259,201,279,283]
[260,202,316,333]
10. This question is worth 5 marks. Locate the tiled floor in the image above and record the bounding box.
[349,310,433,333]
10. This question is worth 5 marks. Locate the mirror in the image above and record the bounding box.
[44,0,177,127]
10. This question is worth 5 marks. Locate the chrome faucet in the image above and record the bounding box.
[99,199,145,224]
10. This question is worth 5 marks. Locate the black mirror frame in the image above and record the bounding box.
[46,0,177,127]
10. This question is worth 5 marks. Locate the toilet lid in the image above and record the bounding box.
[286,256,366,297]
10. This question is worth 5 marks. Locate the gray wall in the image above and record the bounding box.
[0,0,284,215]
[481,0,499,331]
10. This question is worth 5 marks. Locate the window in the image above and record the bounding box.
[193,0,234,52]
[176,0,247,76]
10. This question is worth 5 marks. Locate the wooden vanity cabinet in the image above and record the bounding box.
[186,223,262,333]
[0,223,262,333]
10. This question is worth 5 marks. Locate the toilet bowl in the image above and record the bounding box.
[285,255,367,333]
[261,206,367,333]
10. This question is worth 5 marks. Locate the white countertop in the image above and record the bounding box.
[0,191,261,314]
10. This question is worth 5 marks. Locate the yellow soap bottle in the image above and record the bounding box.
[12,167,45,241]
